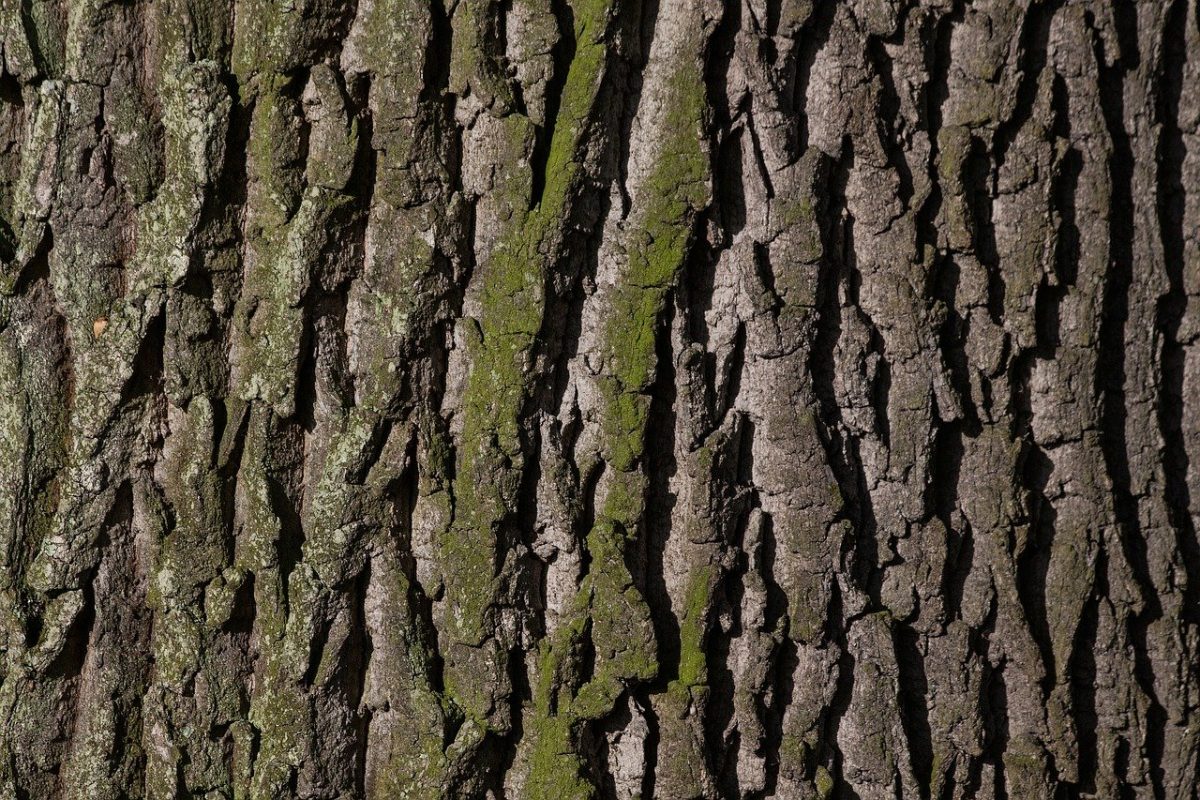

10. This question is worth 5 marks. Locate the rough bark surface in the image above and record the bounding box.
[0,0,1196,798]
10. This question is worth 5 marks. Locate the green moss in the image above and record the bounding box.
[815,765,835,798]
[777,195,815,228]
[556,41,712,718]
[594,57,709,474]
[778,733,810,770]
[928,750,946,790]
[571,523,657,717]
[524,714,594,800]
[792,614,823,644]
[522,606,592,795]
[519,28,711,789]
[597,459,647,530]
[539,0,609,192]
[676,565,715,689]
[443,0,614,652]
[1003,747,1047,795]
[520,517,656,795]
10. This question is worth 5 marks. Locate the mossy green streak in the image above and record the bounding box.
[444,0,612,646]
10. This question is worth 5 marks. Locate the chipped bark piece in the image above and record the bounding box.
[0,1,1195,798]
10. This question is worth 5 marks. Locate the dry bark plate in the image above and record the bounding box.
[0,0,1194,798]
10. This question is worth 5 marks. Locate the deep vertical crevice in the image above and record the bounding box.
[1156,0,1200,629]
[1091,19,1170,799]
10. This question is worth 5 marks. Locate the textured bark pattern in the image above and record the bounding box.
[0,0,1196,797]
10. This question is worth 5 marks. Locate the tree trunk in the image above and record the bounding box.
[0,0,1195,797]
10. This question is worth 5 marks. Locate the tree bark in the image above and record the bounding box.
[0,0,1196,798]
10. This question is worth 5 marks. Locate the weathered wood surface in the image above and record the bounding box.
[0,1,1195,797]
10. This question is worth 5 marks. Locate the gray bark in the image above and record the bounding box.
[0,0,1195,798]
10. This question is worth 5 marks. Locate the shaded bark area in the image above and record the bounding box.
[0,0,1195,798]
